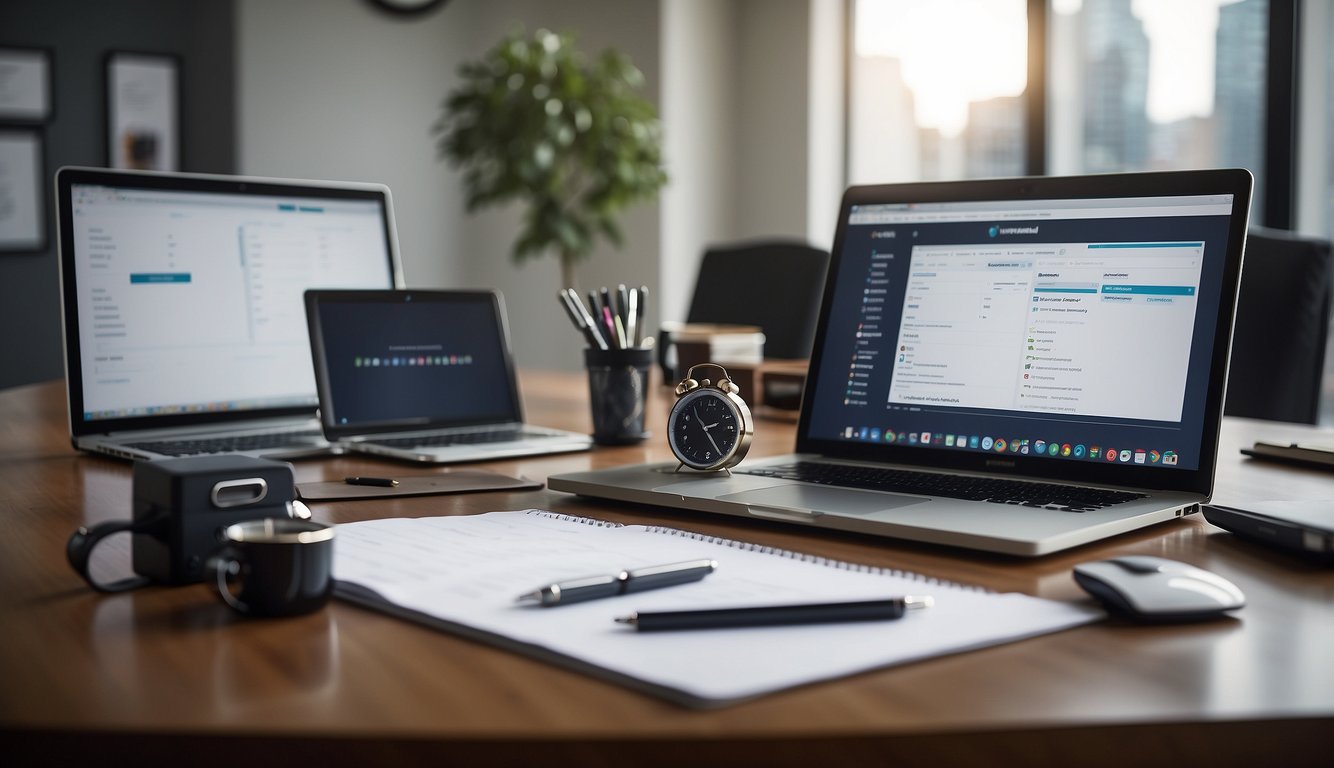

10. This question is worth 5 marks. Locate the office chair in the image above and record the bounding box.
[684,239,831,360]
[1224,227,1333,424]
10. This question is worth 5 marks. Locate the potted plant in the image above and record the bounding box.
[434,28,667,289]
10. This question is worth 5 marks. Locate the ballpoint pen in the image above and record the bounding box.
[569,289,609,350]
[634,285,648,347]
[614,596,934,631]
[515,559,717,606]
[601,305,621,348]
[625,287,638,349]
[344,476,398,488]
[559,289,608,350]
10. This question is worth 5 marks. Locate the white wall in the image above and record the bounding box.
[237,0,474,290]
[240,0,661,370]
[734,0,811,239]
[237,0,839,370]
[660,0,742,324]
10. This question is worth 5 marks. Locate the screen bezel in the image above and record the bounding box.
[57,166,403,439]
[794,169,1254,496]
[304,289,526,439]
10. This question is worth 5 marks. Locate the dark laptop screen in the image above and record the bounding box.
[798,171,1251,493]
[305,290,524,436]
[58,167,399,435]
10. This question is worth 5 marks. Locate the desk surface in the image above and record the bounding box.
[2,373,1331,767]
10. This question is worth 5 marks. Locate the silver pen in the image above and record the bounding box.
[515,559,717,606]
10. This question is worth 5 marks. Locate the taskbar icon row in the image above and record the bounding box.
[841,427,1179,466]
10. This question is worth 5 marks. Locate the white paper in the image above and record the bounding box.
[333,510,1100,706]
[0,50,49,120]
[0,132,42,249]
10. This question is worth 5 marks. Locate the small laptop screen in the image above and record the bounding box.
[307,291,523,433]
[64,174,396,424]
[802,184,1245,479]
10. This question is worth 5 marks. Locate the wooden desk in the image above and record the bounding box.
[1,373,1331,767]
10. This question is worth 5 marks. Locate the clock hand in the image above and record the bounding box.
[705,429,723,456]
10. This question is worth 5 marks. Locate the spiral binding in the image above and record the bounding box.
[525,510,989,593]
[525,510,623,528]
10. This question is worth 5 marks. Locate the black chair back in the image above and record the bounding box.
[686,240,830,360]
[1225,228,1332,424]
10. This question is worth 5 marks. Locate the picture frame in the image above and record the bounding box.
[0,127,47,254]
[106,51,179,171]
[0,47,53,122]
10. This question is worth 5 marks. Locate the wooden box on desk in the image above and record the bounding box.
[674,346,808,422]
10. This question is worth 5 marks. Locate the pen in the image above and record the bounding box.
[559,289,607,350]
[601,305,621,349]
[625,287,638,349]
[616,284,630,328]
[345,476,398,488]
[515,559,717,606]
[634,285,648,347]
[614,596,934,631]
[568,289,608,350]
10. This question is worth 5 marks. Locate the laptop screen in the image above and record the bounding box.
[305,290,524,437]
[798,170,1252,494]
[58,167,400,436]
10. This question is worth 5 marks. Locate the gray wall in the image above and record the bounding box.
[0,0,236,389]
[238,0,662,371]
[237,0,837,372]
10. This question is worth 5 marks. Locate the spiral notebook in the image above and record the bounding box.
[332,510,1099,708]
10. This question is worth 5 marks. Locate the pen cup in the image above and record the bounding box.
[584,347,654,445]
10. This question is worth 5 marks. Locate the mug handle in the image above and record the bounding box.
[66,517,157,593]
[209,548,252,614]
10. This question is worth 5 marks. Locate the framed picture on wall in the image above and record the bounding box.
[106,51,179,171]
[0,127,46,253]
[0,47,54,122]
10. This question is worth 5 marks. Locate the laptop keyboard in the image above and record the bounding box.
[367,428,558,448]
[736,461,1145,513]
[126,428,325,457]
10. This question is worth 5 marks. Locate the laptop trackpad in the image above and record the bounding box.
[718,485,928,516]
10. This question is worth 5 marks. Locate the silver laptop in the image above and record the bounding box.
[304,289,592,463]
[550,170,1253,556]
[57,167,402,461]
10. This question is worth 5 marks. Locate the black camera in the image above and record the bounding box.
[68,455,303,592]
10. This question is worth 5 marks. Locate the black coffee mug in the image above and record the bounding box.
[209,518,335,617]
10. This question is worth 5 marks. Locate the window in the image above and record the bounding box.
[1048,0,1268,213]
[850,0,1269,194]
[848,0,1028,184]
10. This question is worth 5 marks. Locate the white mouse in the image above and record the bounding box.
[1073,555,1245,623]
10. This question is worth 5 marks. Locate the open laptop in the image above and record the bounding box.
[551,169,1254,556]
[57,167,402,461]
[304,289,592,463]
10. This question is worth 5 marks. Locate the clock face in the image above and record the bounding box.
[669,388,743,470]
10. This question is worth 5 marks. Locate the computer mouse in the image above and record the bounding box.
[1072,555,1245,623]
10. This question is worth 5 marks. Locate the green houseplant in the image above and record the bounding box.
[434,29,667,289]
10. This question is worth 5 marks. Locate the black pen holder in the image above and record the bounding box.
[584,347,653,445]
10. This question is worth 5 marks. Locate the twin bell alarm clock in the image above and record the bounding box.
[667,363,754,472]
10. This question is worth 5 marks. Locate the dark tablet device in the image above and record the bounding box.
[1203,501,1334,562]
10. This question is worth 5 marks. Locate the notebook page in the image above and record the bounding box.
[333,510,1100,706]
